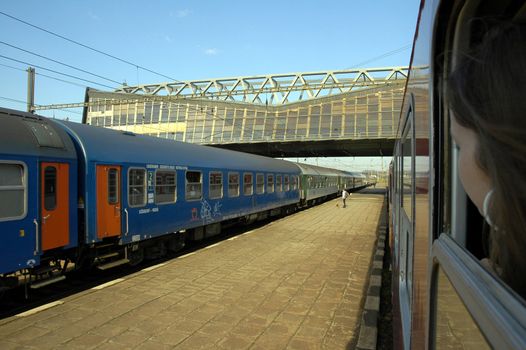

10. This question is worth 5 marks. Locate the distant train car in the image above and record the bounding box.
[348,171,366,188]
[295,163,342,206]
[0,107,300,284]
[58,119,301,268]
[389,1,526,349]
[339,171,356,192]
[0,107,368,290]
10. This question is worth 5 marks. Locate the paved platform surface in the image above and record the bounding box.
[0,192,384,350]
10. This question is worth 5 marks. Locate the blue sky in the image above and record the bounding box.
[0,0,420,171]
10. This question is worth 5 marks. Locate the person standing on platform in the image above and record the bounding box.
[342,189,350,208]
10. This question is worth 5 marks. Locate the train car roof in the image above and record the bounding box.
[294,163,348,176]
[54,120,299,173]
[0,108,76,159]
[345,171,366,178]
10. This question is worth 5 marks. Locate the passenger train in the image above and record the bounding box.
[0,107,367,290]
[388,0,526,349]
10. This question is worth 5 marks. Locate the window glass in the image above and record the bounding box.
[0,164,23,186]
[284,175,290,191]
[44,166,57,210]
[108,168,118,204]
[243,173,253,196]
[276,175,282,192]
[267,174,274,193]
[129,168,146,206]
[155,170,176,204]
[435,266,491,349]
[256,173,264,194]
[0,163,25,219]
[185,171,202,200]
[209,172,223,199]
[291,175,298,190]
[228,173,239,197]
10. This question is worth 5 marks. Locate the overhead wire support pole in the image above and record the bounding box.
[27,67,35,113]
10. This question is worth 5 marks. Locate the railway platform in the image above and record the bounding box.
[0,190,386,350]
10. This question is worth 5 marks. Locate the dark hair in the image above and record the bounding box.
[447,21,526,298]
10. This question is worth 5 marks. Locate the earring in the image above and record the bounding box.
[482,189,497,229]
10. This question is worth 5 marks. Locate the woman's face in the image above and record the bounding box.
[450,114,492,213]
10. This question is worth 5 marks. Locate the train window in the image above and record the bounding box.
[431,233,526,349]
[243,173,253,196]
[276,175,282,192]
[401,123,413,221]
[128,168,146,207]
[0,163,26,220]
[256,173,264,194]
[267,174,274,193]
[291,175,298,190]
[284,175,289,191]
[228,172,240,197]
[434,265,490,349]
[155,170,176,204]
[108,168,118,204]
[185,171,202,201]
[44,166,57,210]
[209,171,223,199]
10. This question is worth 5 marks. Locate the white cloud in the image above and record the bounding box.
[175,9,190,18]
[204,48,219,56]
[87,11,100,21]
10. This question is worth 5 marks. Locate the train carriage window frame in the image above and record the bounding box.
[267,174,274,193]
[155,169,176,204]
[0,161,27,221]
[276,175,282,192]
[185,170,202,201]
[284,175,290,191]
[256,173,265,195]
[291,175,298,190]
[431,233,526,349]
[397,94,416,347]
[209,171,223,199]
[228,172,240,197]
[108,168,119,205]
[401,118,415,222]
[44,166,57,210]
[128,168,147,207]
[243,173,253,196]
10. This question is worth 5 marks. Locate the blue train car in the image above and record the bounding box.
[0,109,78,278]
[54,120,300,266]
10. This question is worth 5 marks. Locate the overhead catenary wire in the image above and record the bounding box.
[0,54,117,90]
[345,44,412,70]
[0,40,123,85]
[0,10,181,83]
[0,62,90,88]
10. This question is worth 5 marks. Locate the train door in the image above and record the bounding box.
[40,162,69,250]
[96,165,121,239]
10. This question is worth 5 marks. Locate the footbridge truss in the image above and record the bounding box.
[36,67,409,157]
